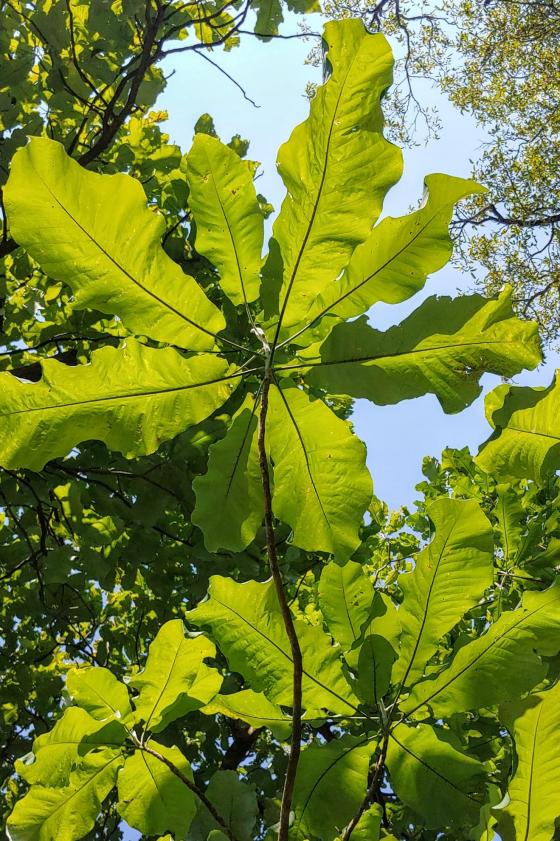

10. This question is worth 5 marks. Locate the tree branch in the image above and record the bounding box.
[257,367,303,841]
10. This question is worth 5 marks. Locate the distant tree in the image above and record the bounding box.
[315,0,560,344]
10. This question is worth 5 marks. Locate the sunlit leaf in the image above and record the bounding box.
[267,381,372,559]
[4,137,225,349]
[130,619,222,733]
[0,340,234,470]
[187,576,359,715]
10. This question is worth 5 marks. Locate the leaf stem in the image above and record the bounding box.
[138,741,241,841]
[257,365,303,841]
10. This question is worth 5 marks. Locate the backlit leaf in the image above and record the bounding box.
[130,619,222,733]
[187,576,359,715]
[4,137,225,349]
[267,381,372,559]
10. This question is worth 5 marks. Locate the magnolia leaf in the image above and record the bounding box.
[187,576,359,715]
[292,173,485,345]
[4,137,225,349]
[386,723,487,829]
[193,394,263,552]
[15,707,126,787]
[355,634,397,706]
[402,583,560,718]
[477,372,560,481]
[130,619,222,733]
[7,748,123,841]
[0,340,235,470]
[351,804,382,841]
[393,497,494,688]
[66,666,132,722]
[187,770,257,841]
[497,683,560,841]
[187,133,263,307]
[267,382,372,559]
[264,19,402,328]
[290,736,373,841]
[318,560,374,652]
[201,689,291,740]
[116,743,196,838]
[304,289,541,413]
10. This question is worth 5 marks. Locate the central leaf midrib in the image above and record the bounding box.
[3,368,243,418]
[273,46,362,345]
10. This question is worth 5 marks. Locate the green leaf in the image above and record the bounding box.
[15,707,126,787]
[187,134,263,308]
[318,560,374,652]
[402,583,560,718]
[116,743,196,838]
[264,19,402,328]
[477,372,560,481]
[267,382,372,559]
[201,688,291,740]
[291,173,485,345]
[304,289,541,413]
[386,723,487,828]
[66,666,132,722]
[187,770,257,841]
[393,497,494,688]
[497,683,560,841]
[193,394,263,553]
[130,619,222,733]
[187,576,359,715]
[351,804,382,841]
[7,748,123,841]
[354,633,397,706]
[4,137,225,349]
[0,340,234,470]
[290,735,373,841]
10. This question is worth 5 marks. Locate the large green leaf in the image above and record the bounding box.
[187,576,359,716]
[267,382,372,559]
[0,340,234,470]
[66,667,132,722]
[201,689,291,740]
[187,134,263,307]
[130,619,222,733]
[116,743,196,838]
[264,19,402,329]
[7,748,123,841]
[192,393,263,552]
[393,497,494,688]
[386,723,487,829]
[288,173,484,346]
[187,770,258,841]
[4,137,225,349]
[15,707,126,787]
[477,372,560,481]
[497,683,560,841]
[402,583,560,718]
[303,289,541,413]
[290,736,373,841]
[318,560,374,652]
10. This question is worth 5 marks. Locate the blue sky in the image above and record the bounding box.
[160,12,559,512]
